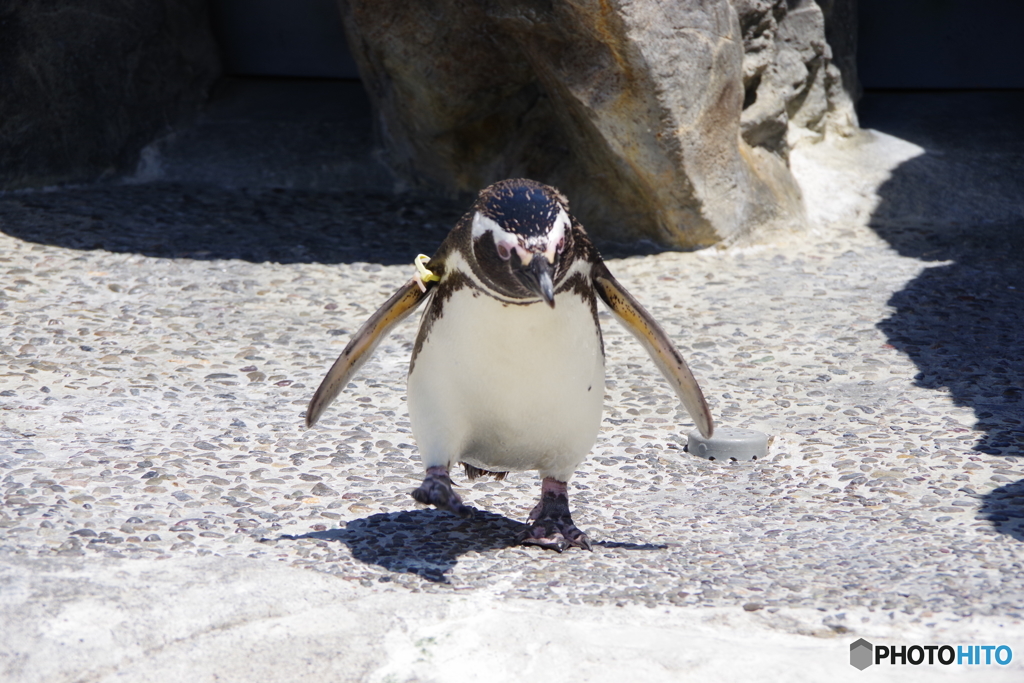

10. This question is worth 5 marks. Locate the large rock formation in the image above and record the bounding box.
[736,0,858,155]
[0,0,220,191]
[338,0,859,248]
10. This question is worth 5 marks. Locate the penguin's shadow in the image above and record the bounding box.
[280,507,525,583]
[277,508,669,582]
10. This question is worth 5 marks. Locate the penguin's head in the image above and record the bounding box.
[469,179,575,308]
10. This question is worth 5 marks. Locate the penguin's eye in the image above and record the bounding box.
[496,243,511,260]
[556,237,566,254]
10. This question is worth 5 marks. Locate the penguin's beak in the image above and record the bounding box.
[518,256,556,308]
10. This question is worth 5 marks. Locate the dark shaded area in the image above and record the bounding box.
[275,508,668,582]
[819,0,861,103]
[875,253,1024,456]
[279,508,524,583]
[859,0,1024,89]
[591,540,667,551]
[134,78,393,194]
[862,90,1024,538]
[0,179,671,265]
[210,0,359,79]
[0,0,220,190]
[0,183,461,266]
[977,480,1024,543]
[858,90,1024,159]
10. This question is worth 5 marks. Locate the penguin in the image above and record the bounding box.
[306,178,713,552]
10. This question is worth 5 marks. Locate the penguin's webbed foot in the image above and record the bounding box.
[516,478,592,553]
[411,466,471,517]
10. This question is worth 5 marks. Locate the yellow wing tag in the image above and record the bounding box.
[413,254,440,293]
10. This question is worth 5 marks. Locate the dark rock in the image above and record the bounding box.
[312,482,339,497]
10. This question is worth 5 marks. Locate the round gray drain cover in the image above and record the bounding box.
[687,427,769,462]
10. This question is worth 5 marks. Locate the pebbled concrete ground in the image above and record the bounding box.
[1,84,1022,681]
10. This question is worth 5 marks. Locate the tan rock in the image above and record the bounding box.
[337,0,860,247]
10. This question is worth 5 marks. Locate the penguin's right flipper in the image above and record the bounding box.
[306,278,432,428]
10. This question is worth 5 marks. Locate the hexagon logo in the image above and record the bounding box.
[850,638,873,670]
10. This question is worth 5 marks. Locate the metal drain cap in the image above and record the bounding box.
[687,427,769,462]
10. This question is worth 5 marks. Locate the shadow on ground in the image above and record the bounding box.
[0,180,676,266]
[977,479,1024,543]
[274,507,668,581]
[861,91,1024,541]
[873,238,1024,456]
[0,183,464,266]
[278,508,524,582]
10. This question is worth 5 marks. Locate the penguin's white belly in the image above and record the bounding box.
[408,290,605,481]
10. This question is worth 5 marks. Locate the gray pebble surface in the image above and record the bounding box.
[1,181,1022,627]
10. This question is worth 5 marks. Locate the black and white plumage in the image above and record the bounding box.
[306,179,713,552]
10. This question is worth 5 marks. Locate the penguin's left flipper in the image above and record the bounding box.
[592,263,714,439]
[306,278,433,428]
